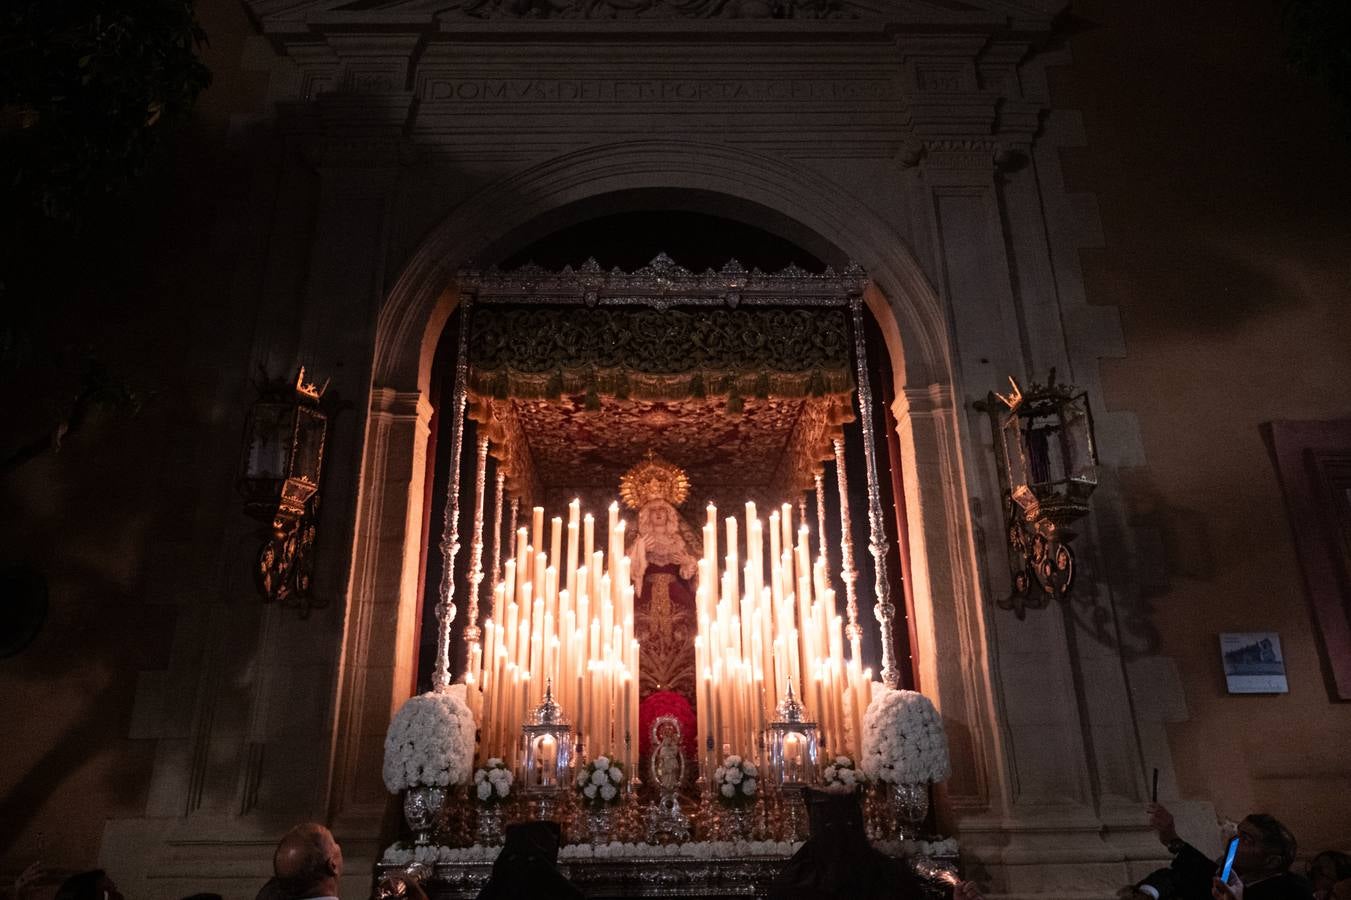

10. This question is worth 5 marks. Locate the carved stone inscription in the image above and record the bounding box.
[419,77,895,103]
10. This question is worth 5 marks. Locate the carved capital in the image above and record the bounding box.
[898,138,1030,174]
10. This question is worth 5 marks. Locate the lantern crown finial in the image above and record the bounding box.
[777,678,809,724]
[294,366,329,401]
[531,678,564,725]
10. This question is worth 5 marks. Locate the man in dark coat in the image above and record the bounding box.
[767,788,982,900]
[1134,804,1312,900]
[475,821,583,900]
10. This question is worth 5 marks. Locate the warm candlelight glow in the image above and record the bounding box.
[467,496,878,784]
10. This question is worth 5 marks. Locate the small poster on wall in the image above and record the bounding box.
[1220,632,1289,694]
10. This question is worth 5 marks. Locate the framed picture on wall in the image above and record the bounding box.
[1220,632,1289,694]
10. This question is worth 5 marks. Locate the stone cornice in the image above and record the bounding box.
[247,0,1057,31]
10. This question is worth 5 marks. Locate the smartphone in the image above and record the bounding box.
[1219,836,1240,883]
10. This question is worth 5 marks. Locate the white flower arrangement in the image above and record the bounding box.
[471,757,513,807]
[873,836,961,858]
[382,839,808,864]
[382,687,477,793]
[860,687,950,785]
[379,837,954,866]
[573,754,625,809]
[711,755,758,808]
[821,754,867,791]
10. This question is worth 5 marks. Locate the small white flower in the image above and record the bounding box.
[720,783,735,798]
[474,770,486,784]
[595,756,610,770]
[726,755,742,766]
[576,772,588,787]
[714,767,726,781]
[744,764,757,777]
[477,781,492,801]
[726,768,742,784]
[600,784,617,801]
[494,780,509,798]
[836,755,851,766]
[744,778,757,795]
[609,767,624,783]
[591,770,608,786]
[823,766,837,781]
[584,784,598,799]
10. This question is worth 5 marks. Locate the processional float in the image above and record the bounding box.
[380,256,955,893]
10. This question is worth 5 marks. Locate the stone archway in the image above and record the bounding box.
[330,140,1007,855]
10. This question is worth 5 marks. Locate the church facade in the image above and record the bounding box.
[3,0,1349,897]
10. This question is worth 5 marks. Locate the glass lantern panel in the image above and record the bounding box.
[533,734,557,786]
[292,406,327,483]
[782,730,809,784]
[245,402,291,480]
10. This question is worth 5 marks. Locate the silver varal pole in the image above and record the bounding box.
[464,434,490,647]
[832,438,862,652]
[508,497,520,559]
[433,299,472,691]
[814,472,829,564]
[849,295,899,689]
[489,469,506,599]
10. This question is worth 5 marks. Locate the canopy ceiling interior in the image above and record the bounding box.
[459,252,865,516]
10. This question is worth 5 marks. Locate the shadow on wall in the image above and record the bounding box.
[0,557,165,858]
[0,421,173,864]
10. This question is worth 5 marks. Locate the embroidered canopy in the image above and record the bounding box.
[458,254,863,508]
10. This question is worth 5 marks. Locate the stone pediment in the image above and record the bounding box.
[247,0,1057,29]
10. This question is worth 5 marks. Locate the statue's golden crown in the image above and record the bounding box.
[619,451,690,510]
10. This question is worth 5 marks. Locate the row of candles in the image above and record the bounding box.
[693,500,873,784]
[464,498,875,782]
[468,500,641,776]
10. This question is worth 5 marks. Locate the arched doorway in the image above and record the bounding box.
[410,214,923,796]
[333,147,1000,852]
[416,209,909,688]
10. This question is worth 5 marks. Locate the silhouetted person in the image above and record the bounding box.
[1134,804,1311,900]
[768,789,981,900]
[1311,852,1351,900]
[273,823,344,900]
[55,871,123,900]
[475,821,582,900]
[254,878,287,900]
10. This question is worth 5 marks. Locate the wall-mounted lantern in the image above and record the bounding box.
[978,370,1098,617]
[238,367,329,616]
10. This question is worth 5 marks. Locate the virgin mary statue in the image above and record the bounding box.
[620,452,702,705]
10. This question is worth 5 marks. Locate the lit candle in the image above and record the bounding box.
[550,516,563,576]
[531,507,545,561]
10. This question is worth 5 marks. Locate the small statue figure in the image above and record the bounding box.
[645,715,691,842]
[652,719,686,793]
